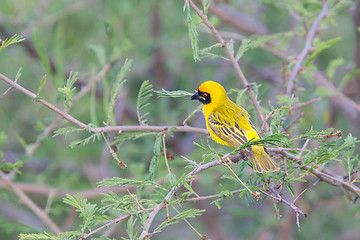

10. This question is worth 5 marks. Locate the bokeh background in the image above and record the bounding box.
[0,0,359,239]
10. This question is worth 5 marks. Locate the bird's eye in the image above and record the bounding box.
[203,93,208,97]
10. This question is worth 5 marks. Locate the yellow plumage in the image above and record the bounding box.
[191,81,279,172]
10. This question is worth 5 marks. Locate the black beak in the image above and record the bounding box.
[191,91,200,100]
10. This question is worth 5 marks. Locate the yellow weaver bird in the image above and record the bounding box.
[191,81,279,172]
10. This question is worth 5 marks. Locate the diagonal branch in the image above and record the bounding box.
[286,2,328,96]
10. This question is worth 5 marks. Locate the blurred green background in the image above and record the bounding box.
[0,0,359,239]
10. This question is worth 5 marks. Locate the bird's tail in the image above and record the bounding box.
[251,146,279,172]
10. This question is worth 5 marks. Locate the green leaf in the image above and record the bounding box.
[126,215,138,239]
[0,34,25,53]
[0,161,23,172]
[53,127,83,138]
[107,59,131,125]
[155,89,193,98]
[37,75,47,96]
[326,58,344,80]
[15,67,23,82]
[286,183,296,196]
[238,160,246,178]
[137,80,153,125]
[235,39,251,61]
[233,133,288,152]
[90,83,99,126]
[98,177,165,190]
[202,0,210,14]
[315,86,334,97]
[114,131,154,143]
[18,232,56,240]
[63,194,98,233]
[183,182,200,198]
[69,133,101,148]
[226,40,235,57]
[58,72,79,109]
[186,3,200,61]
[338,68,360,90]
[58,231,82,240]
[305,37,341,66]
[148,132,163,181]
[166,172,177,187]
[154,208,205,232]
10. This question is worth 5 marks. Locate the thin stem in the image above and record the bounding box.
[162,133,172,174]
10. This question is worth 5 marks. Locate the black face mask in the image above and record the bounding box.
[191,90,211,104]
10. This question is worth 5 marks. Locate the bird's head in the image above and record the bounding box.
[191,81,228,105]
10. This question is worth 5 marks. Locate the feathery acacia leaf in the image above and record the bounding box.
[58,72,79,109]
[98,177,165,190]
[63,194,98,234]
[137,80,153,125]
[53,127,83,138]
[186,3,200,61]
[148,132,163,181]
[69,132,101,148]
[155,89,193,98]
[114,131,155,143]
[0,34,25,53]
[18,232,56,240]
[107,59,132,125]
[154,208,205,232]
[235,39,251,61]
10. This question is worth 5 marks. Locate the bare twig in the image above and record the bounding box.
[127,189,145,211]
[286,2,329,96]
[283,112,304,132]
[259,109,276,135]
[260,188,306,232]
[290,97,321,111]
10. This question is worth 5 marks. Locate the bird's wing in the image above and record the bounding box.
[208,111,249,148]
